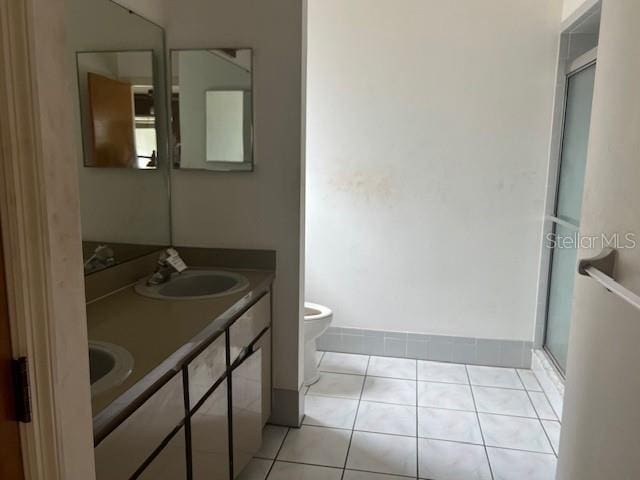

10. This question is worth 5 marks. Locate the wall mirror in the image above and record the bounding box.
[66,0,171,274]
[171,49,254,172]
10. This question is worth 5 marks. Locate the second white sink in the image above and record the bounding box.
[135,269,249,300]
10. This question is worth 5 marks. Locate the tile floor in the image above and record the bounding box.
[239,352,561,480]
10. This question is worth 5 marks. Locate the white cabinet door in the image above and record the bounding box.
[232,349,262,478]
[94,372,184,480]
[191,380,230,480]
[189,332,227,409]
[228,294,270,364]
[137,427,187,480]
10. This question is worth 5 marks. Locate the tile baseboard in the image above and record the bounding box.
[269,386,305,427]
[531,349,564,420]
[316,327,533,369]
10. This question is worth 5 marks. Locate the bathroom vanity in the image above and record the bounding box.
[67,0,279,477]
[87,248,274,480]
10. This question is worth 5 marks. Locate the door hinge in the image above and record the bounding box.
[12,357,32,423]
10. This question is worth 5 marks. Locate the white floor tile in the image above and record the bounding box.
[418,407,483,444]
[418,361,468,384]
[478,413,553,454]
[530,364,564,419]
[529,392,558,420]
[237,458,272,480]
[307,372,365,400]
[418,438,492,480]
[347,431,417,477]
[256,425,288,459]
[545,388,564,421]
[541,420,561,455]
[517,369,543,391]
[277,425,351,468]
[268,461,343,480]
[362,377,417,406]
[467,366,524,389]
[487,447,557,480]
[320,352,369,375]
[418,382,475,411]
[303,395,359,429]
[355,401,417,436]
[472,386,537,417]
[343,470,412,480]
[367,356,417,380]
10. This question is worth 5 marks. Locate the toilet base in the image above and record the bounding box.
[304,339,321,386]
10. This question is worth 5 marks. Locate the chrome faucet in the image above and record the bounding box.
[147,248,188,286]
[84,245,115,274]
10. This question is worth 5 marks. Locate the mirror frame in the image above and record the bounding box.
[169,48,255,172]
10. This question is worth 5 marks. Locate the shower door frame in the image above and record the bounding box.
[536,47,597,376]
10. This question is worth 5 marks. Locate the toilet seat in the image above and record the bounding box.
[304,302,332,321]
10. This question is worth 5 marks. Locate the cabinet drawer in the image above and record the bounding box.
[191,380,230,480]
[229,293,270,364]
[95,372,184,480]
[188,332,226,409]
[137,427,187,480]
[232,349,262,478]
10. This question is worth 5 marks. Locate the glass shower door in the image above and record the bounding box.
[544,62,596,372]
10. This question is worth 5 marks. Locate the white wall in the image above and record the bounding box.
[165,0,306,407]
[306,0,561,341]
[112,0,166,26]
[562,0,591,21]
[557,1,640,478]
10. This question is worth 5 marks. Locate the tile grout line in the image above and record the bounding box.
[307,391,555,422]
[276,420,555,455]
[519,372,557,458]
[319,369,541,392]
[519,366,564,423]
[469,384,556,421]
[466,364,495,480]
[275,459,418,479]
[264,426,292,479]
[339,355,371,479]
[517,370,555,416]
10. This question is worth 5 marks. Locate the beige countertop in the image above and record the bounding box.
[87,267,274,441]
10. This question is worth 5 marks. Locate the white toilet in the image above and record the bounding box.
[303,302,333,385]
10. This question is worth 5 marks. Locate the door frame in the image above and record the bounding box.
[542,50,597,374]
[533,30,599,371]
[0,0,95,478]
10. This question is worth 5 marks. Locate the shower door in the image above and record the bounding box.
[544,58,596,373]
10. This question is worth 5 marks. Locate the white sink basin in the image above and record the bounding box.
[89,341,134,396]
[135,269,249,300]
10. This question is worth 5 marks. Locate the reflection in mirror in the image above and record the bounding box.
[171,49,254,171]
[77,51,158,169]
[206,90,251,163]
[66,0,171,274]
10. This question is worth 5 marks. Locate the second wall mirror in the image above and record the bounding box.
[171,49,254,172]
